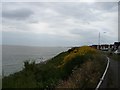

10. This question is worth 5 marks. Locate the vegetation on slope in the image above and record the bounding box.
[109,54,120,61]
[0,75,1,89]
[2,46,106,89]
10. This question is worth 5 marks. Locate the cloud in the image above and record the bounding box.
[2,8,34,20]
[1,0,119,2]
[2,2,118,46]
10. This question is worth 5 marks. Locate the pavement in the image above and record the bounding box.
[100,56,120,89]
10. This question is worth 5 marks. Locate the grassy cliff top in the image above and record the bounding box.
[2,46,106,89]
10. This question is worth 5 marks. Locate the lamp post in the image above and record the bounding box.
[98,32,100,48]
[98,32,100,49]
[98,32,106,50]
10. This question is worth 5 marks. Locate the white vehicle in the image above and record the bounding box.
[114,50,120,55]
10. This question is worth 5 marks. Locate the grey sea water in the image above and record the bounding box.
[2,45,70,76]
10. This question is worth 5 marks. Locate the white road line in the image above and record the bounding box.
[95,56,110,90]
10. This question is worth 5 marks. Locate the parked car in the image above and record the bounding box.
[114,50,120,55]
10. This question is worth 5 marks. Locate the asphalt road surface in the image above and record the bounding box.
[100,57,119,89]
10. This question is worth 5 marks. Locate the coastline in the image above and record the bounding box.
[2,45,70,76]
[2,46,106,88]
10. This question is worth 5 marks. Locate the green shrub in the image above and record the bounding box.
[2,46,106,89]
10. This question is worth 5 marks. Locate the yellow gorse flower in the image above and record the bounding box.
[58,46,97,68]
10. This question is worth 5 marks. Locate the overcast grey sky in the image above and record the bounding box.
[1,2,118,47]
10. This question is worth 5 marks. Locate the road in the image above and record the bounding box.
[100,56,119,89]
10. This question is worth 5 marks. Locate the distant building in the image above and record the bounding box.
[108,44,114,51]
[118,46,120,52]
[90,42,120,52]
[109,44,114,49]
[100,44,109,50]
[114,42,120,50]
[91,45,98,49]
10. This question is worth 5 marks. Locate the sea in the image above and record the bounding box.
[2,45,70,76]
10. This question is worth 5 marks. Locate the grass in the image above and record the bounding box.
[109,54,120,61]
[105,51,120,61]
[2,46,106,89]
[3,51,69,88]
[56,52,106,88]
[0,75,2,89]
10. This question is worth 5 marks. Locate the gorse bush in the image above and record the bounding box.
[63,46,97,65]
[57,48,106,89]
[56,46,98,80]
[2,46,106,89]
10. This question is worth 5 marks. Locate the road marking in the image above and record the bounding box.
[95,56,110,90]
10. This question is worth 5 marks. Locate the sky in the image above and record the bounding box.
[1,1,119,47]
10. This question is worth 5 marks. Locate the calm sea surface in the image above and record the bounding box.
[2,45,70,76]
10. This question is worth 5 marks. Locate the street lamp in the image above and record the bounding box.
[98,32,106,49]
[98,32,100,46]
[98,32,100,50]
